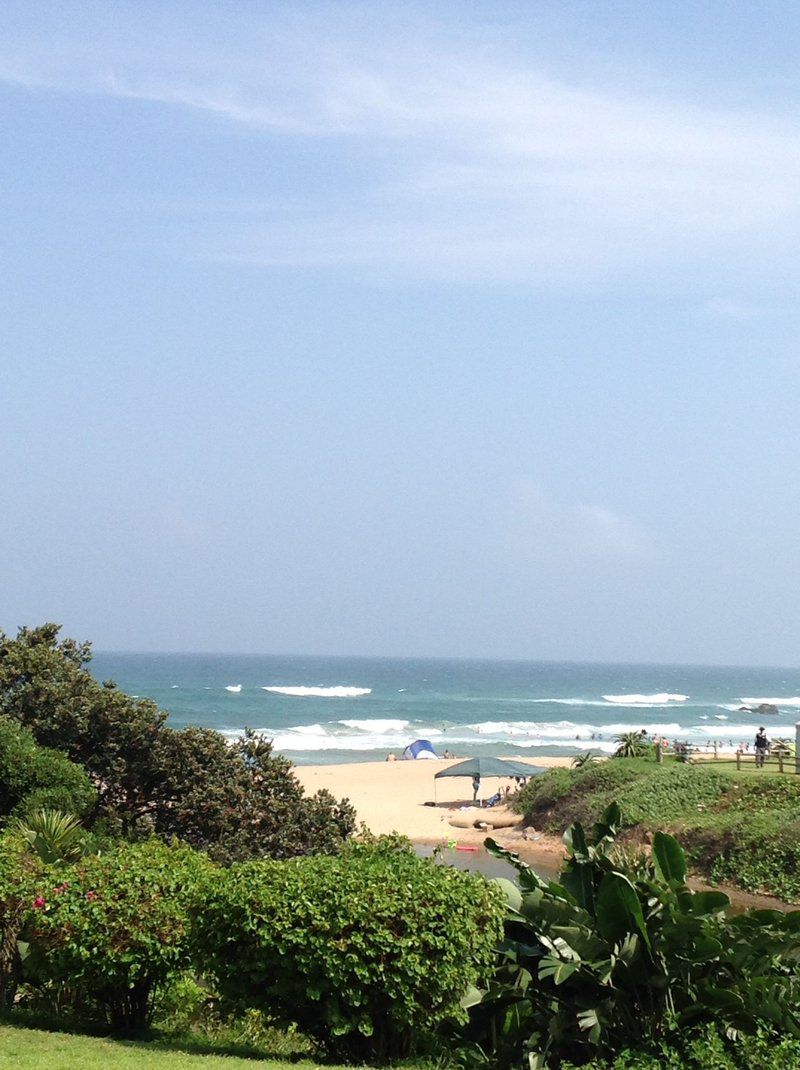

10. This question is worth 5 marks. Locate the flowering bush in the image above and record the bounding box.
[24,838,212,1034]
[0,831,41,1007]
[193,839,504,1063]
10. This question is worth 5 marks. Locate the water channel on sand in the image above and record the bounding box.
[415,844,793,914]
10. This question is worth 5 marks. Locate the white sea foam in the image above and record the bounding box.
[602,693,688,705]
[340,719,409,733]
[220,707,777,756]
[262,685,372,698]
[511,739,619,754]
[715,714,728,720]
[740,697,800,707]
[225,684,242,693]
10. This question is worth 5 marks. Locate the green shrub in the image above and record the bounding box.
[512,759,800,899]
[614,765,733,826]
[566,1024,800,1068]
[0,715,95,820]
[462,805,800,1069]
[193,839,504,1063]
[24,839,212,1034]
[513,762,646,829]
[0,831,41,1007]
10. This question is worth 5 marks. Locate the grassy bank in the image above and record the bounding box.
[513,757,800,901]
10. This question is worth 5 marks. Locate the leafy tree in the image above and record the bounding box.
[149,726,356,863]
[0,715,95,820]
[0,625,355,861]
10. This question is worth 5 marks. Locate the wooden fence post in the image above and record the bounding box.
[779,753,784,774]
[736,751,741,771]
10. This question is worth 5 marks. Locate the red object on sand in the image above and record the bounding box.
[456,845,478,852]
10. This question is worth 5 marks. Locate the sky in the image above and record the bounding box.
[2,1,800,664]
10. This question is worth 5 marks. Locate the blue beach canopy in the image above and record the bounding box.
[402,739,438,760]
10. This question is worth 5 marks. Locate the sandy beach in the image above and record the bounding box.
[295,756,793,910]
[294,756,572,863]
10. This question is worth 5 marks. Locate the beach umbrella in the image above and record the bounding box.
[433,756,547,804]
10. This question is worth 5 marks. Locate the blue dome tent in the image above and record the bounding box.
[402,739,438,760]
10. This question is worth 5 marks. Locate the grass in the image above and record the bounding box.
[0,1024,345,1070]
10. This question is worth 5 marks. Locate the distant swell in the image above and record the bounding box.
[602,693,688,705]
[262,685,372,698]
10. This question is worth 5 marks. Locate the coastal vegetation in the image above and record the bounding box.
[513,757,800,902]
[0,624,355,862]
[2,623,800,1068]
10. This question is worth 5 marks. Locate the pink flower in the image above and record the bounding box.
[85,891,98,901]
[33,897,46,909]
[53,883,69,895]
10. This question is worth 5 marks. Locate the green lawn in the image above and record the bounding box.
[0,1025,340,1070]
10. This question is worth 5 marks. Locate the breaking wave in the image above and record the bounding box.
[602,693,688,705]
[262,685,372,698]
[740,697,800,707]
[340,719,409,733]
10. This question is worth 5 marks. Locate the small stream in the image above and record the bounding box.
[414,843,560,883]
[414,845,793,913]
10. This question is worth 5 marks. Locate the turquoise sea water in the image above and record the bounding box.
[89,653,800,765]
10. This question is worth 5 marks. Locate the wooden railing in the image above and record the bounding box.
[734,751,789,772]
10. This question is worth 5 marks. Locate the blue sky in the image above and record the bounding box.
[2,1,800,663]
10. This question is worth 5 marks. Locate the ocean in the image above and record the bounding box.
[88,653,800,765]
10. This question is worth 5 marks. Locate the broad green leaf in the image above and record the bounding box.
[491,876,523,914]
[561,862,596,915]
[652,831,686,884]
[701,986,745,1012]
[460,984,485,1009]
[686,890,729,916]
[538,957,579,985]
[563,821,589,859]
[596,872,651,950]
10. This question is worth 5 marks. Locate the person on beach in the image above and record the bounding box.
[443,749,454,759]
[472,774,480,803]
[755,727,769,768]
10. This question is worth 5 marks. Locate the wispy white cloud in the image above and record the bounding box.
[3,8,800,282]
[506,482,655,564]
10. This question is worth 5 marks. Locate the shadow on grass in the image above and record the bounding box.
[1,1009,319,1065]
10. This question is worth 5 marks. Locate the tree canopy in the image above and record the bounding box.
[0,624,355,862]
